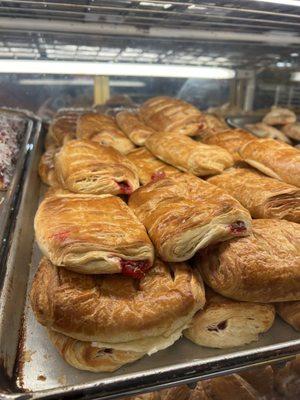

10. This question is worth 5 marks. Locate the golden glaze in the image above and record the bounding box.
[198,219,300,302]
[208,167,300,223]
[48,329,144,372]
[54,139,139,195]
[76,112,135,154]
[239,138,300,187]
[140,96,205,136]
[34,193,154,274]
[30,258,205,346]
[116,111,155,146]
[38,147,60,187]
[127,147,179,185]
[201,129,255,161]
[145,132,233,176]
[129,173,252,262]
[276,301,300,331]
[184,288,275,348]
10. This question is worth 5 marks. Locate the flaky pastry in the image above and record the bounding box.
[276,301,300,331]
[46,114,77,148]
[116,111,155,146]
[38,147,60,187]
[262,106,296,126]
[282,122,300,141]
[245,122,291,143]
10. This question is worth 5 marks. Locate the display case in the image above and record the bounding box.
[0,2,299,399]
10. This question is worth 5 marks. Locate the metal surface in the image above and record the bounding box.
[0,122,299,399]
[0,110,33,270]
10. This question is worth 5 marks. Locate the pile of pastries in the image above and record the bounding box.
[125,356,300,400]
[31,96,300,374]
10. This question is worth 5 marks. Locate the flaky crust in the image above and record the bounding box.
[184,289,275,348]
[76,112,135,154]
[48,329,143,372]
[197,219,300,302]
[129,173,252,262]
[201,114,228,135]
[262,107,296,126]
[201,129,255,161]
[30,258,205,350]
[46,115,77,148]
[38,147,60,187]
[245,123,291,143]
[240,366,275,398]
[34,193,154,274]
[145,132,233,176]
[54,139,139,195]
[208,167,300,223]
[127,147,179,185]
[140,96,206,136]
[274,356,300,399]
[239,138,300,187]
[276,301,300,331]
[282,122,300,141]
[116,111,155,146]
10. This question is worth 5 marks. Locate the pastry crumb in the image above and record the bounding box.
[37,375,46,381]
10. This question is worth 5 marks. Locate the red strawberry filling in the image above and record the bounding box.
[51,230,71,242]
[229,221,247,234]
[117,181,132,194]
[120,259,151,279]
[151,170,166,182]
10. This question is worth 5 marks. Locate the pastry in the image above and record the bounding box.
[48,329,144,372]
[275,356,300,399]
[282,122,300,141]
[140,96,206,136]
[160,386,191,400]
[184,288,275,348]
[116,111,155,146]
[129,173,252,262]
[189,383,211,400]
[76,112,135,154]
[145,132,233,176]
[201,114,228,135]
[239,138,300,187]
[263,106,296,125]
[240,366,275,399]
[34,193,154,276]
[46,114,77,148]
[30,258,205,353]
[127,147,179,185]
[201,129,254,161]
[54,139,139,195]
[245,122,291,143]
[208,167,300,223]
[197,219,300,302]
[38,147,60,187]
[276,301,300,331]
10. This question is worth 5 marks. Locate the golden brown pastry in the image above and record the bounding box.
[208,167,300,223]
[239,138,300,187]
[48,329,144,372]
[127,147,179,185]
[46,114,77,148]
[197,219,300,302]
[38,147,60,187]
[276,301,300,331]
[34,193,154,276]
[202,114,228,134]
[201,129,255,161]
[116,111,155,146]
[240,366,275,399]
[54,140,139,195]
[145,132,233,176]
[129,173,252,262]
[282,122,300,141]
[245,122,291,143]
[189,382,211,400]
[263,106,296,126]
[76,112,135,154]
[184,288,275,348]
[30,258,205,353]
[140,96,206,136]
[274,356,300,399]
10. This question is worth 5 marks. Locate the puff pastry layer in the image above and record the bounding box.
[54,139,139,195]
[184,288,275,348]
[145,132,233,176]
[127,147,179,185]
[38,147,60,187]
[263,107,296,126]
[46,114,77,148]
[245,122,291,143]
[201,129,254,161]
[208,167,300,223]
[30,258,205,352]
[76,113,135,154]
[282,122,300,141]
[276,301,300,331]
[129,173,252,262]
[140,96,205,136]
[34,193,154,275]
[197,219,300,302]
[239,138,300,187]
[116,111,155,146]
[48,329,144,372]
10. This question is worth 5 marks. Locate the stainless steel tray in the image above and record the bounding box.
[0,110,34,266]
[0,122,300,399]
